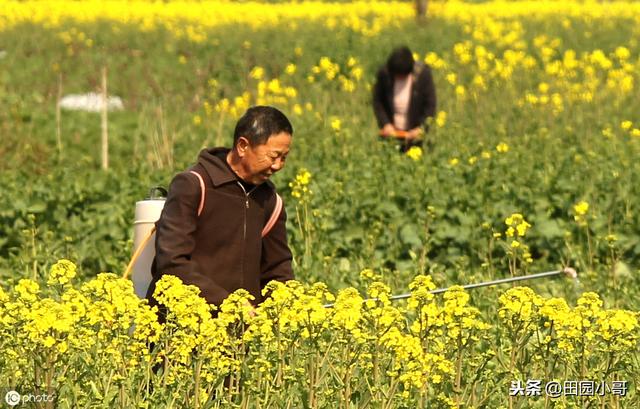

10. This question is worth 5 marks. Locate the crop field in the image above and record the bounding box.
[1,0,640,407]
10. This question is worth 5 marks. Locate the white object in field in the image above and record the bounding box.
[132,198,166,298]
[59,92,124,112]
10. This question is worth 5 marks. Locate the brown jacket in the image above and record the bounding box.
[372,61,437,131]
[146,148,294,308]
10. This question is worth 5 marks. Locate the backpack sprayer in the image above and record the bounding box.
[123,176,284,299]
[123,187,167,298]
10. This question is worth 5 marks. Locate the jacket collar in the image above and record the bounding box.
[197,147,275,190]
[197,148,237,187]
[385,61,424,84]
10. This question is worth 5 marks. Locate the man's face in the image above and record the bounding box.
[237,132,292,185]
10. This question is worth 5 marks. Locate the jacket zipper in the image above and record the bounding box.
[236,182,258,238]
[236,181,258,286]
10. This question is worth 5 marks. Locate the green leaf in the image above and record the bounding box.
[337,257,351,273]
[89,381,103,400]
[399,223,422,247]
[27,202,47,213]
[536,218,564,240]
[614,261,632,279]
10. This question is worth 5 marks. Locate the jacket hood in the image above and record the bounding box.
[197,147,275,190]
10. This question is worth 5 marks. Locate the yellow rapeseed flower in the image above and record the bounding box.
[435,110,447,127]
[249,66,265,80]
[48,259,77,286]
[284,63,296,75]
[573,201,590,226]
[498,286,543,324]
[496,142,509,153]
[574,201,589,216]
[330,117,341,132]
[406,146,423,161]
[289,168,313,203]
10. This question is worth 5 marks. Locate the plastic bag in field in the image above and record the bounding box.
[59,92,124,112]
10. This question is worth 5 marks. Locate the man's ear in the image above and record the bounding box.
[236,136,250,157]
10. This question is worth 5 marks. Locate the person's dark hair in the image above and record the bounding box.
[233,106,293,146]
[387,46,414,76]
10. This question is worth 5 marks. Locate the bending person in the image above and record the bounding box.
[373,46,437,152]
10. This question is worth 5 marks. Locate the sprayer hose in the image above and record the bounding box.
[123,226,156,280]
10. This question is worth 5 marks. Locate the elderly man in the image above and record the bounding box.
[373,46,437,152]
[147,105,294,309]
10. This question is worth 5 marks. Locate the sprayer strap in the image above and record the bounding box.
[189,170,206,217]
[189,170,282,237]
[261,193,282,237]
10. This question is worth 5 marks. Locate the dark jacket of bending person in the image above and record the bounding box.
[373,46,437,151]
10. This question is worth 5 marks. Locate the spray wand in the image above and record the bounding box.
[323,267,578,308]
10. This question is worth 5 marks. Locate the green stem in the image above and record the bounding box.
[45,353,54,409]
[303,202,312,270]
[586,227,594,272]
[194,356,202,408]
[381,378,400,409]
[455,332,463,403]
[307,353,314,408]
[31,225,38,280]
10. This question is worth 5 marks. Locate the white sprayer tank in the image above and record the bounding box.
[132,188,167,298]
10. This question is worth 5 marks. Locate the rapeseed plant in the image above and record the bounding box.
[0,259,637,407]
[573,200,589,226]
[502,213,533,276]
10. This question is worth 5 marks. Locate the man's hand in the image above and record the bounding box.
[406,127,424,140]
[380,123,396,137]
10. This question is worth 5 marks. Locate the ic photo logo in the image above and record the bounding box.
[4,390,20,407]
[3,390,56,407]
